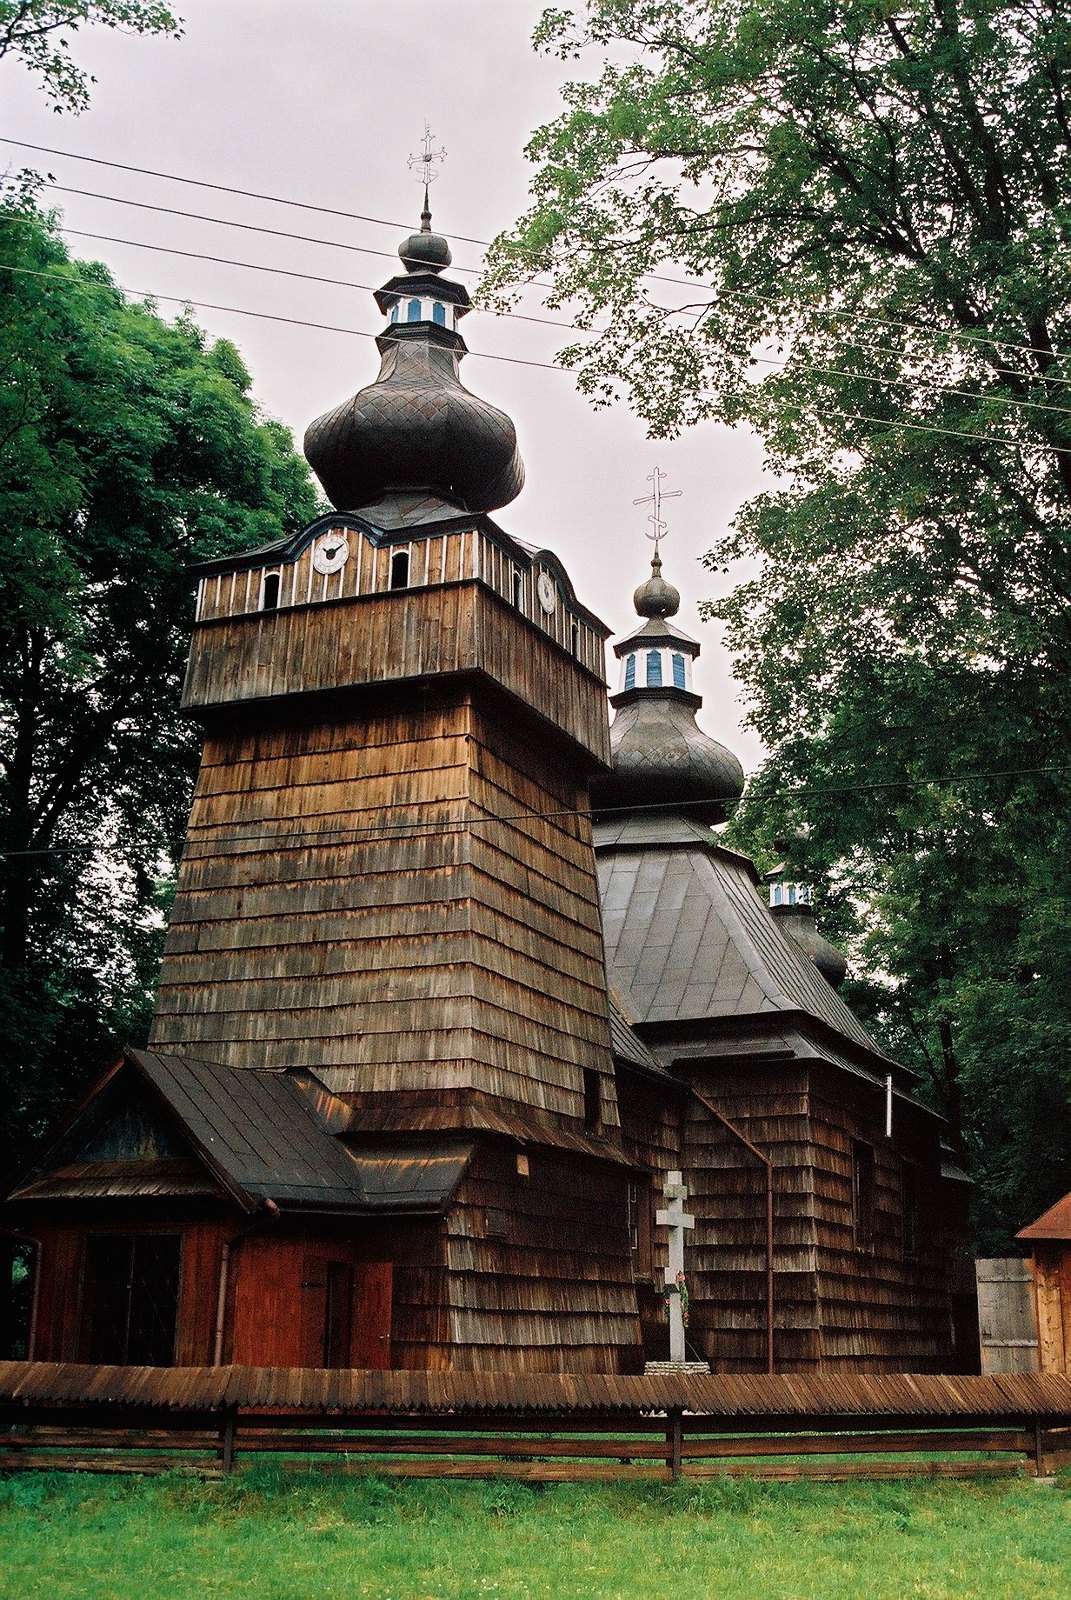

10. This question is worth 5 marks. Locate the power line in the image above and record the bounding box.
[4,763,1068,860]
[0,259,568,373]
[41,222,1071,419]
[5,256,1071,454]
[7,133,1068,372]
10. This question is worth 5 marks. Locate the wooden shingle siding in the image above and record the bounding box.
[444,1145,640,1372]
[151,693,618,1137]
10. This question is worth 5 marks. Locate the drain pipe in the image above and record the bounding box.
[213,1199,280,1367]
[688,1091,776,1375]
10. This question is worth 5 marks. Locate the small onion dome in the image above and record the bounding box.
[304,206,524,514]
[591,553,745,825]
[769,903,848,988]
[633,552,680,619]
[399,190,452,272]
[594,694,745,824]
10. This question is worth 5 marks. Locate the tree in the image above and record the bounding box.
[0,1,181,112]
[0,196,321,1176]
[486,0,1071,1247]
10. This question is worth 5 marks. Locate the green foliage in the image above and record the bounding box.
[0,195,320,1177]
[0,1472,1069,1599]
[0,1,181,113]
[487,1,1071,1247]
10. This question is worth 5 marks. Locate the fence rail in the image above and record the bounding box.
[2,1363,1071,1483]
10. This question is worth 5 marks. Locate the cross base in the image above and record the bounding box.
[644,1360,710,1374]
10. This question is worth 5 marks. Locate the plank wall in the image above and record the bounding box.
[1030,1248,1068,1374]
[25,1205,233,1365]
[193,523,606,681]
[150,690,618,1134]
[184,578,610,767]
[443,1142,641,1372]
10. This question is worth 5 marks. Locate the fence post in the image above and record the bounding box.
[666,1409,683,1480]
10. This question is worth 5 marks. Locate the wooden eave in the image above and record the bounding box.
[1018,1192,1071,1242]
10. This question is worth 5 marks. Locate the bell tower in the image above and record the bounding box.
[149,209,620,1143]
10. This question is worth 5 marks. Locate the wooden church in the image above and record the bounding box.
[1,207,975,1375]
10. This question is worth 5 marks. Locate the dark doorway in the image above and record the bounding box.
[83,1234,181,1366]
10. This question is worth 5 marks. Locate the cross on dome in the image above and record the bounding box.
[633,466,682,559]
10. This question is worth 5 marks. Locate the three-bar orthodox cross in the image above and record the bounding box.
[656,1169,695,1363]
[633,467,682,558]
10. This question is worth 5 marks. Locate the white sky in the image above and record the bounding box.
[0,0,770,764]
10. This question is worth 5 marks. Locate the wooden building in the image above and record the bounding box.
[1017,1196,1071,1373]
[2,207,972,1374]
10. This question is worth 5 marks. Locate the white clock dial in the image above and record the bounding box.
[311,533,350,575]
[537,571,557,615]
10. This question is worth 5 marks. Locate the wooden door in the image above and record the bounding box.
[231,1239,392,1368]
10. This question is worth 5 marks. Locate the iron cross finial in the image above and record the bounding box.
[408,123,447,191]
[633,467,682,557]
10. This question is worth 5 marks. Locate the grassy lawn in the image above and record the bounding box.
[1,1468,1069,1600]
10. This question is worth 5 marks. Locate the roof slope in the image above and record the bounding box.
[7,1050,473,1217]
[594,814,884,1059]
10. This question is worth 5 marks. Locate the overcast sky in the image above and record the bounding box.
[1,0,771,764]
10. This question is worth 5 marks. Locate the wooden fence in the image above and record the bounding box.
[2,1362,1071,1483]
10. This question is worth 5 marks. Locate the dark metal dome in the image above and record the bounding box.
[633,552,680,618]
[593,693,745,824]
[303,208,524,515]
[591,554,745,825]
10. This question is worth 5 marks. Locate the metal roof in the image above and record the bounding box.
[7,1049,474,1217]
[594,814,889,1061]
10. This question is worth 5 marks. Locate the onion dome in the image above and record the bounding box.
[765,869,848,988]
[590,556,745,825]
[303,202,524,515]
[633,552,680,619]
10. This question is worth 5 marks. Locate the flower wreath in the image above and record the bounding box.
[662,1270,689,1328]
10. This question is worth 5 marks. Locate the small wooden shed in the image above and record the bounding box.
[1017,1195,1071,1373]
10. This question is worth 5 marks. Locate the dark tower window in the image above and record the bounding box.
[583,1067,601,1129]
[262,571,281,610]
[646,650,663,687]
[624,654,636,690]
[852,1142,875,1253]
[82,1234,181,1366]
[571,622,579,658]
[672,652,686,688]
[432,302,446,326]
[407,298,421,322]
[512,568,523,609]
[390,549,410,589]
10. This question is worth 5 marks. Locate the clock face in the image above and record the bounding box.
[537,571,557,615]
[311,533,350,575]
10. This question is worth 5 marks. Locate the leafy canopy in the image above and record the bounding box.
[0,195,321,1174]
[0,1,181,112]
[487,0,1071,1247]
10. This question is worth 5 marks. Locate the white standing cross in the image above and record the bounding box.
[656,1169,695,1363]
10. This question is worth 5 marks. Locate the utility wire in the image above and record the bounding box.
[29,182,1071,407]
[5,134,1069,371]
[35,221,1071,423]
[4,256,1071,454]
[3,764,1068,860]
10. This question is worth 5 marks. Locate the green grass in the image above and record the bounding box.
[1,1468,1070,1599]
